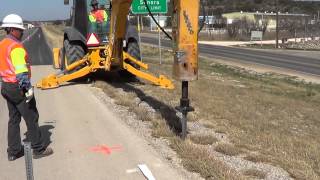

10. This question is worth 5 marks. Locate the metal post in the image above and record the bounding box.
[150,16,152,31]
[158,14,162,65]
[176,81,194,140]
[137,15,143,62]
[24,142,34,180]
[261,13,264,48]
[180,81,188,139]
[140,15,144,31]
[305,16,308,41]
[275,0,279,49]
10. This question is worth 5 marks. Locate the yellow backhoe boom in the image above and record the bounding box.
[37,0,200,139]
[37,47,174,89]
[37,0,198,91]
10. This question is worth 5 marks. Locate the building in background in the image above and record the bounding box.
[222,11,310,31]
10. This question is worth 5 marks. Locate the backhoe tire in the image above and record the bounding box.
[60,39,91,82]
[127,41,141,63]
[61,39,85,72]
[119,41,141,78]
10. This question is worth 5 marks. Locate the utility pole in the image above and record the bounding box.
[305,15,307,41]
[275,0,279,48]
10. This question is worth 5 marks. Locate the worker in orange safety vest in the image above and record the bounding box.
[89,0,108,24]
[88,0,109,42]
[0,14,53,161]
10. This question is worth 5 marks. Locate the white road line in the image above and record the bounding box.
[138,164,156,180]
[126,168,140,174]
[22,28,39,44]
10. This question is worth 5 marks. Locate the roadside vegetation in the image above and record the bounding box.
[43,25,320,179]
[95,45,320,179]
[0,30,5,39]
[42,24,65,48]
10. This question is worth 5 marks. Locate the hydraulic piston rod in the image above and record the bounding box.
[172,0,199,139]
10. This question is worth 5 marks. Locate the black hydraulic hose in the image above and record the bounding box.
[143,0,173,40]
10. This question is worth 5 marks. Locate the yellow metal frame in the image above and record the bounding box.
[52,48,61,69]
[37,47,174,89]
[123,52,174,89]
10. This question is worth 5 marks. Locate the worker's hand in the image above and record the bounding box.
[25,87,34,103]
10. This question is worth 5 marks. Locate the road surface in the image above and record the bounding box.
[0,28,186,180]
[141,35,320,76]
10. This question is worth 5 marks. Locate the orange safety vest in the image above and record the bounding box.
[0,36,30,83]
[89,10,108,23]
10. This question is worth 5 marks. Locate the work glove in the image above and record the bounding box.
[25,87,34,103]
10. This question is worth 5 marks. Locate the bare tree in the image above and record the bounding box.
[227,20,241,38]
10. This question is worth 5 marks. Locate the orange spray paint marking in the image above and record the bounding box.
[90,145,123,156]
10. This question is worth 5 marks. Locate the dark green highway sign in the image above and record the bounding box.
[132,0,168,14]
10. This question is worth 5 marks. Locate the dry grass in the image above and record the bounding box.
[0,30,6,39]
[170,138,243,180]
[242,169,267,179]
[42,25,243,179]
[138,45,320,179]
[190,134,218,145]
[41,24,65,48]
[92,45,320,179]
[243,154,272,164]
[95,81,241,179]
[93,75,242,179]
[215,143,243,156]
[43,25,320,179]
[132,107,154,122]
[151,116,175,138]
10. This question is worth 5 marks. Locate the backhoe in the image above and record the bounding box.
[37,0,200,139]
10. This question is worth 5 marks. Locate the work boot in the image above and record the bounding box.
[33,147,53,159]
[8,147,24,161]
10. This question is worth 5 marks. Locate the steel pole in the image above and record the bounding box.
[158,14,162,65]
[24,142,34,180]
[180,81,189,140]
[137,15,143,62]
[276,0,279,48]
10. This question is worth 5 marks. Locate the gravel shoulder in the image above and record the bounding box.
[0,66,192,180]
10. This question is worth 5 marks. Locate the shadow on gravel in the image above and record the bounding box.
[92,70,183,136]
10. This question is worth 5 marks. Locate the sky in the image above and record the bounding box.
[0,0,72,21]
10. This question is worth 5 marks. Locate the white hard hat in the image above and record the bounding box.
[1,14,25,30]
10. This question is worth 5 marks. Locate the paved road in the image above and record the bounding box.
[22,27,53,65]
[0,29,186,180]
[141,36,320,76]
[0,27,53,66]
